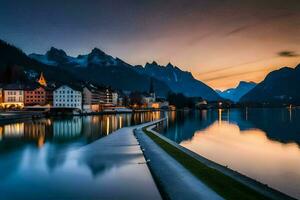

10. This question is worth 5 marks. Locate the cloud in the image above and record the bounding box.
[187,32,212,46]
[201,68,270,82]
[277,51,299,57]
[226,26,249,36]
[197,56,275,76]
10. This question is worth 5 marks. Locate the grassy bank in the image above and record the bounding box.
[143,127,270,200]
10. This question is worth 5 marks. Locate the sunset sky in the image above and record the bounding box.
[0,0,299,90]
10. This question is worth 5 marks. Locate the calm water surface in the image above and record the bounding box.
[0,111,161,199]
[157,108,300,199]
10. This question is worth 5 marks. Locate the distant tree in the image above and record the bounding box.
[2,64,27,83]
[129,91,143,106]
[123,95,130,107]
[167,92,195,109]
[3,63,13,83]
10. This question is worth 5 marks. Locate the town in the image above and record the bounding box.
[0,72,171,115]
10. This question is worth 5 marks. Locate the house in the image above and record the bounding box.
[112,92,118,106]
[142,93,155,105]
[148,97,169,109]
[101,88,113,107]
[24,84,47,106]
[82,85,104,112]
[45,87,54,106]
[141,80,156,108]
[1,84,24,108]
[53,85,82,110]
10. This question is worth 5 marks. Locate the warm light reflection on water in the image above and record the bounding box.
[158,108,300,199]
[0,111,161,149]
[180,122,300,198]
[0,111,162,199]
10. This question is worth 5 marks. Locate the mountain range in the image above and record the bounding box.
[1,38,299,104]
[29,47,172,97]
[240,64,300,104]
[0,39,221,100]
[133,61,220,100]
[216,81,257,102]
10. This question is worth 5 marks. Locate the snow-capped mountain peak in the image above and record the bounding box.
[217,81,256,102]
[29,47,120,67]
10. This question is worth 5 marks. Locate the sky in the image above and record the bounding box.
[0,0,299,90]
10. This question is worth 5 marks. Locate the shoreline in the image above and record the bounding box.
[135,120,295,200]
[0,109,163,125]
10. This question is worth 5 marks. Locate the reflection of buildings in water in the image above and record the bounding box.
[24,120,50,148]
[119,116,122,128]
[126,114,131,126]
[288,106,292,122]
[3,123,24,137]
[153,111,160,121]
[166,111,176,128]
[218,109,222,124]
[227,109,230,122]
[0,112,161,147]
[103,115,125,135]
[0,127,2,140]
[201,110,207,121]
[24,121,46,138]
[1,120,52,147]
[53,117,82,139]
[245,107,248,121]
[81,114,131,140]
[106,116,110,135]
[82,116,104,139]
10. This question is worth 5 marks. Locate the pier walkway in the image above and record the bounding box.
[135,126,223,200]
[75,121,163,200]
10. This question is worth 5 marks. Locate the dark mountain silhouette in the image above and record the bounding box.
[0,39,77,84]
[29,47,171,96]
[216,81,256,102]
[240,64,300,104]
[133,61,220,100]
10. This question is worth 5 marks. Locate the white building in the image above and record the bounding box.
[1,84,24,108]
[112,92,118,106]
[53,85,82,110]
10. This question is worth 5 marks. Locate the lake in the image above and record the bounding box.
[0,111,161,199]
[156,108,300,199]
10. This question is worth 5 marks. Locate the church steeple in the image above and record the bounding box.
[38,72,47,86]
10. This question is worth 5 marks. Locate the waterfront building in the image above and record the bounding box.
[82,85,104,112]
[112,92,118,106]
[140,79,157,108]
[53,117,82,139]
[53,85,82,110]
[142,93,155,104]
[101,88,113,107]
[147,100,169,109]
[1,84,24,108]
[45,87,54,106]
[24,84,47,106]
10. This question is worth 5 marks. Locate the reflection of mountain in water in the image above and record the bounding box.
[160,109,300,146]
[159,111,216,143]
[241,108,300,145]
